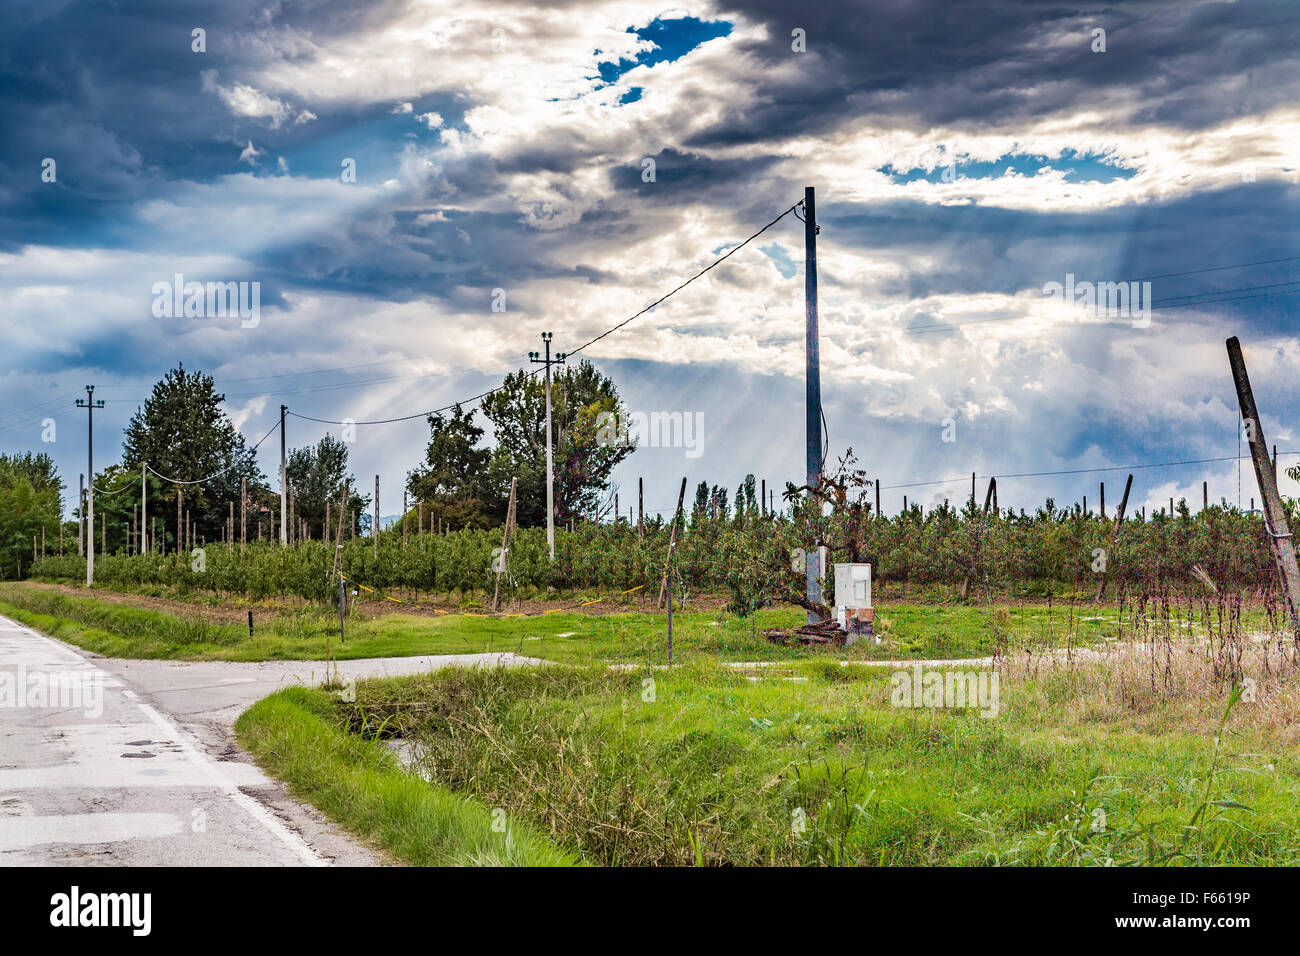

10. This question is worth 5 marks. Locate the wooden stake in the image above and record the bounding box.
[374,475,379,558]
[1095,474,1132,600]
[240,477,247,552]
[493,478,517,612]
[1230,336,1300,641]
[657,477,688,609]
[638,478,644,535]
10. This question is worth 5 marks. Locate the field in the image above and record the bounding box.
[24,497,1292,609]
[340,650,1300,866]
[5,570,1299,867]
[1,580,1137,664]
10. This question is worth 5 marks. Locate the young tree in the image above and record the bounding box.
[285,434,366,539]
[406,404,494,529]
[0,452,63,577]
[480,359,634,526]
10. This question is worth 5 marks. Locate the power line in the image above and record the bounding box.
[567,203,802,357]
[1128,254,1300,283]
[144,419,280,485]
[289,200,804,426]
[881,451,1300,491]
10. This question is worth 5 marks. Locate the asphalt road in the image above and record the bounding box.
[0,614,541,866]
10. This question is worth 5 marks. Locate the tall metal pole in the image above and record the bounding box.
[75,386,103,587]
[530,333,566,561]
[279,404,288,546]
[544,334,554,560]
[803,185,822,621]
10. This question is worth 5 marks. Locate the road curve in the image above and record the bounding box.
[0,614,540,866]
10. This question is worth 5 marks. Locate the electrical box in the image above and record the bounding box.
[834,563,873,645]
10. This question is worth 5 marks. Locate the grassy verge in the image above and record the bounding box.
[355,649,1300,866]
[0,581,1125,664]
[233,686,577,866]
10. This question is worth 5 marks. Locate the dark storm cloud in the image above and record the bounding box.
[695,0,1299,147]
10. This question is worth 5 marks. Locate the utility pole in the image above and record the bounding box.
[141,466,147,554]
[374,475,379,558]
[279,404,288,546]
[77,474,84,556]
[75,386,104,587]
[803,185,822,622]
[1226,336,1300,638]
[529,332,567,561]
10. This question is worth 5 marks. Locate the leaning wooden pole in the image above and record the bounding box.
[657,477,688,609]
[1095,473,1132,600]
[1227,336,1300,641]
[492,478,518,612]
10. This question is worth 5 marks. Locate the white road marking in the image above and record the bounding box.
[134,702,325,867]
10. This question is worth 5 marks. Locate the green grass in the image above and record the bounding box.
[233,685,577,866]
[0,581,1126,664]
[357,661,1300,866]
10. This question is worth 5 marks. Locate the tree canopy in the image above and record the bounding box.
[121,364,265,540]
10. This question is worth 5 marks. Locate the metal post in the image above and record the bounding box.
[803,185,822,622]
[530,333,566,561]
[279,405,288,546]
[337,557,346,646]
[75,386,104,586]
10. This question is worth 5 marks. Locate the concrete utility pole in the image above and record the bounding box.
[803,185,823,622]
[279,404,288,546]
[373,476,379,558]
[1226,336,1300,639]
[530,332,567,561]
[141,466,147,554]
[75,386,104,587]
[77,474,84,556]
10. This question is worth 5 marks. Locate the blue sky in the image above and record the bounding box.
[1,0,1299,520]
